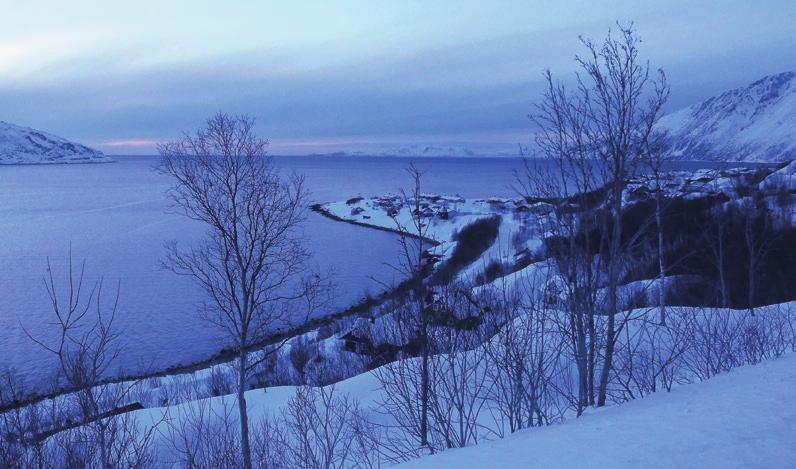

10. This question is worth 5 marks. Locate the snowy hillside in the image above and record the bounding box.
[401,353,796,469]
[123,303,795,468]
[658,70,796,162]
[0,121,112,164]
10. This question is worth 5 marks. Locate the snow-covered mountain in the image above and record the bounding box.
[658,70,796,162]
[308,144,518,158]
[0,121,112,164]
[385,144,480,157]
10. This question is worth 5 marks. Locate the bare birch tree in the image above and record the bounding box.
[641,131,672,324]
[524,70,605,413]
[23,251,156,468]
[387,163,434,452]
[705,202,730,307]
[532,24,669,407]
[159,113,322,469]
[738,194,776,313]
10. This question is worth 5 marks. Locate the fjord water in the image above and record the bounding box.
[0,155,750,390]
[0,155,529,389]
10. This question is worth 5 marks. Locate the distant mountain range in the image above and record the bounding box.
[658,70,796,162]
[306,144,519,158]
[4,69,794,164]
[0,121,111,164]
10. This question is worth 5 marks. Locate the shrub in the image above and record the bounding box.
[431,216,501,284]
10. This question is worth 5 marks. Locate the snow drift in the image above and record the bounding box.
[400,352,796,469]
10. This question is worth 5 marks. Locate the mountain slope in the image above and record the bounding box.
[0,121,112,164]
[658,70,796,162]
[400,353,796,469]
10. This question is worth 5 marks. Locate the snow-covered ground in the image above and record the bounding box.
[400,352,796,469]
[121,300,795,467]
[322,194,494,243]
[320,195,544,282]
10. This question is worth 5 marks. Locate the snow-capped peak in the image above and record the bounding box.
[306,144,518,158]
[0,121,112,165]
[385,144,479,157]
[657,70,796,162]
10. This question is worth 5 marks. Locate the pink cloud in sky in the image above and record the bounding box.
[92,138,163,154]
[99,138,162,147]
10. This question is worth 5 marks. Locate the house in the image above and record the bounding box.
[340,331,373,354]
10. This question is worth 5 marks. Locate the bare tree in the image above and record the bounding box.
[159,113,323,469]
[163,393,243,468]
[0,371,53,468]
[23,251,156,468]
[532,24,669,407]
[373,281,492,460]
[641,131,673,324]
[524,69,605,413]
[481,272,570,433]
[387,163,434,452]
[425,283,493,450]
[612,309,690,400]
[260,385,381,469]
[737,193,776,313]
[704,202,730,308]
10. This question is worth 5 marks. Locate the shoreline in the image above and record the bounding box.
[3,200,486,412]
[309,203,441,246]
[0,222,432,412]
[0,159,116,166]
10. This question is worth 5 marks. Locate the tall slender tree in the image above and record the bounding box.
[531,24,669,407]
[159,113,322,469]
[390,163,434,452]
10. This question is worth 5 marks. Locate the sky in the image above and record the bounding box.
[1,0,794,155]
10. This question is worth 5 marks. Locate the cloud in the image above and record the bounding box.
[98,139,163,148]
[1,1,794,154]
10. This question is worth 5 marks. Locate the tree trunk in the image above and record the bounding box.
[747,230,757,316]
[98,423,109,469]
[656,188,666,325]
[598,307,616,407]
[598,182,623,407]
[747,224,756,315]
[238,350,252,469]
[587,311,596,406]
[419,313,430,451]
[574,306,588,414]
[717,220,728,308]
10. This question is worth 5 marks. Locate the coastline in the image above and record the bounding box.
[309,202,441,246]
[4,199,495,412]
[0,159,116,166]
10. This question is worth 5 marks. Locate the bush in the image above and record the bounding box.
[623,287,648,310]
[289,337,316,381]
[316,323,335,341]
[431,216,501,284]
